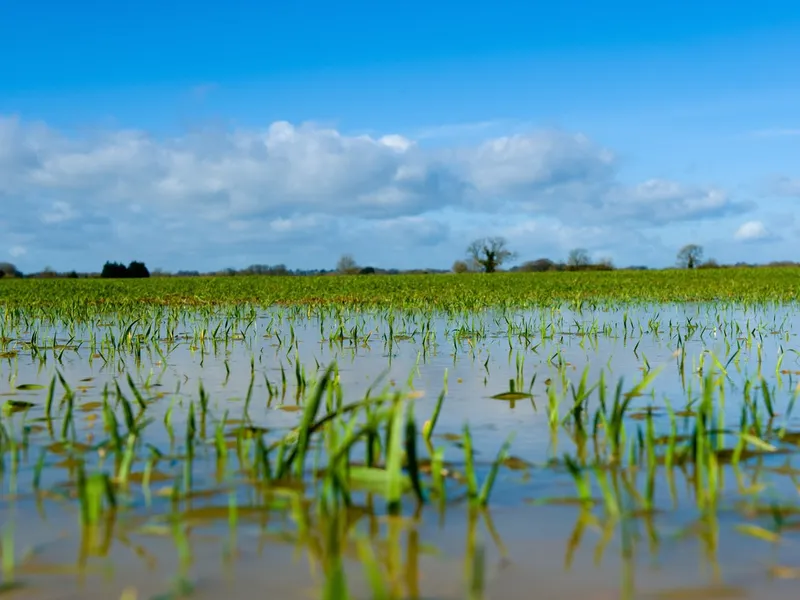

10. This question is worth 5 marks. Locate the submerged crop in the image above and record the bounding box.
[0,274,800,599]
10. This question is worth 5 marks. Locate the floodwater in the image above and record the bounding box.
[2,303,800,598]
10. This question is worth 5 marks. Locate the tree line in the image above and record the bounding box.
[0,242,794,281]
[450,238,714,273]
[100,261,151,278]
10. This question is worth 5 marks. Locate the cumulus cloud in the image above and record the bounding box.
[734,220,775,243]
[456,130,615,197]
[0,117,470,222]
[0,116,742,224]
[0,114,753,270]
[602,179,741,223]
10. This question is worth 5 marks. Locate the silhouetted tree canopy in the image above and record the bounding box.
[101,262,127,278]
[101,261,150,278]
[127,261,150,278]
[0,262,21,278]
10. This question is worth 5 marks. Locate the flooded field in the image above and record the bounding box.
[2,273,800,599]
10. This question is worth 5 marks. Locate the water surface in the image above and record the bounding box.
[2,303,800,598]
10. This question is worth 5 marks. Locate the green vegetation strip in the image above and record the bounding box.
[0,268,799,313]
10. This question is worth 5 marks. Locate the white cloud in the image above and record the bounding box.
[0,116,742,225]
[734,220,773,242]
[0,114,757,271]
[378,134,414,152]
[603,179,735,223]
[9,246,26,258]
[458,130,615,197]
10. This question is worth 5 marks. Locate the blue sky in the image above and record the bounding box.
[1,0,799,273]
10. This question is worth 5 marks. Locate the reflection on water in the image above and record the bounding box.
[2,303,800,598]
[6,499,800,599]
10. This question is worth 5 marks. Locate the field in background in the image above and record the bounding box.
[1,267,799,310]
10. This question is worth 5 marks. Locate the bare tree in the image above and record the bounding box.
[336,254,360,274]
[466,237,516,273]
[567,248,591,268]
[677,244,704,269]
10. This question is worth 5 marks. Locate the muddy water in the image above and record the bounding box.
[2,304,800,598]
